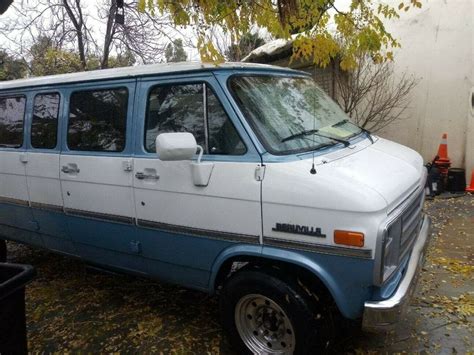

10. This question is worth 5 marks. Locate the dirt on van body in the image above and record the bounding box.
[5,194,474,353]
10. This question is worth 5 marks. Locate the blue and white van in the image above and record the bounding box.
[0,62,431,354]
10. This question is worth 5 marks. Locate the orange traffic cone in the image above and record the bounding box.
[466,170,474,193]
[434,133,451,175]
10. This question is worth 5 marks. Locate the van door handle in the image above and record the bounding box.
[62,165,80,174]
[135,172,159,180]
[61,166,70,173]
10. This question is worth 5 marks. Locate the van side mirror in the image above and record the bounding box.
[155,132,214,187]
[155,132,198,161]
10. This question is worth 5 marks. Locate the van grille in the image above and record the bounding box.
[399,189,425,259]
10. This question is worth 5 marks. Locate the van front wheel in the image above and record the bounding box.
[219,268,334,354]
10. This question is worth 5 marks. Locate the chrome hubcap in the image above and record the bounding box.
[235,294,295,354]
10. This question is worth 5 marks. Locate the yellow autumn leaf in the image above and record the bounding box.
[140,0,417,71]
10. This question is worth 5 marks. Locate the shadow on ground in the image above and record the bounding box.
[6,195,473,353]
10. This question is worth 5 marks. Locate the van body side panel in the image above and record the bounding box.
[0,204,41,246]
[1,203,244,290]
[27,153,64,219]
[31,209,74,254]
[133,159,262,238]
[0,151,30,211]
[67,216,147,273]
[139,229,248,290]
[1,206,248,291]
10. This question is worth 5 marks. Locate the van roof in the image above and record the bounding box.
[0,61,304,92]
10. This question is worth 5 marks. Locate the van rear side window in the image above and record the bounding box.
[31,93,60,149]
[0,96,26,148]
[67,88,128,152]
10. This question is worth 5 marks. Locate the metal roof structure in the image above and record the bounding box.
[242,39,294,63]
[0,61,300,91]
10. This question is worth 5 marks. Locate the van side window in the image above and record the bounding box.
[0,96,26,148]
[31,93,60,149]
[206,86,246,155]
[68,88,128,152]
[145,83,246,155]
[146,84,205,151]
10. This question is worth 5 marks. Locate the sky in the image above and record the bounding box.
[0,0,356,64]
[0,0,202,62]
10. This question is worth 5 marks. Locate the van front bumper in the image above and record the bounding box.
[362,215,432,332]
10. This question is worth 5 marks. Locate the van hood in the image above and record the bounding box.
[263,137,425,213]
[367,138,425,206]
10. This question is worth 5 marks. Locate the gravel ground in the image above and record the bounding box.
[5,194,474,353]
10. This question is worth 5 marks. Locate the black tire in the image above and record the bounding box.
[0,239,6,262]
[219,267,335,355]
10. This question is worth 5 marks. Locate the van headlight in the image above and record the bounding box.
[381,218,401,282]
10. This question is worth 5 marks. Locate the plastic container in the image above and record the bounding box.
[446,168,466,193]
[0,240,6,262]
[0,263,36,354]
[426,163,444,196]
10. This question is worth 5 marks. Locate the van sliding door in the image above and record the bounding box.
[58,80,142,270]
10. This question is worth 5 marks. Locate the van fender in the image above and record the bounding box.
[209,244,368,319]
[208,244,264,292]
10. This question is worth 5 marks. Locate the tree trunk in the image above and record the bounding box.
[62,0,87,70]
[101,0,117,69]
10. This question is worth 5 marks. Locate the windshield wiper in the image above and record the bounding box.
[332,119,374,144]
[332,119,349,127]
[281,129,350,147]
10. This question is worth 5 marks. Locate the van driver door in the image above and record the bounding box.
[132,75,262,289]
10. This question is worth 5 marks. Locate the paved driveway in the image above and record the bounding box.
[6,195,473,353]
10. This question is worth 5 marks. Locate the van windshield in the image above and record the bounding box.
[229,75,362,155]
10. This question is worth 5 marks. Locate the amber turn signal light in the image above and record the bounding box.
[334,230,364,247]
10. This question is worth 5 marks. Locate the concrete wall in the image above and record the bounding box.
[379,0,473,178]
